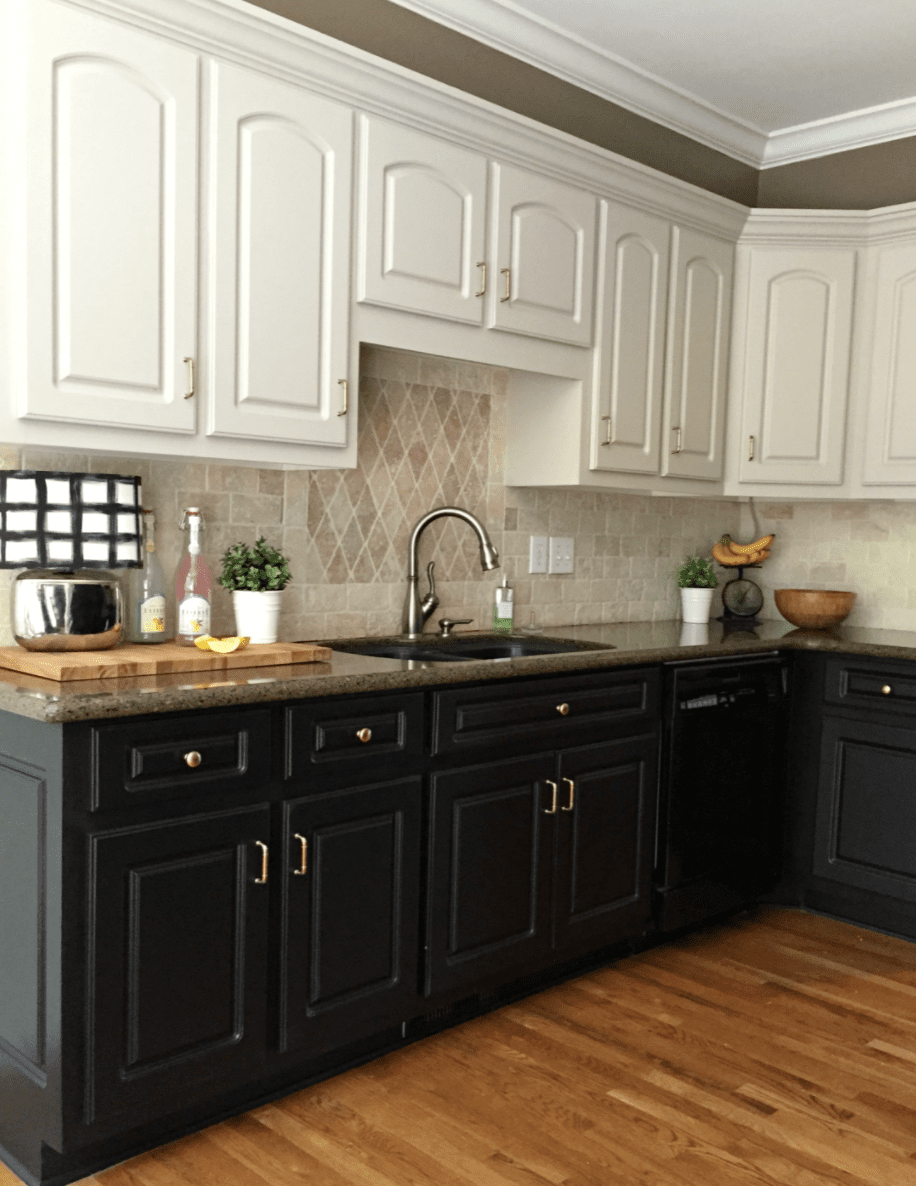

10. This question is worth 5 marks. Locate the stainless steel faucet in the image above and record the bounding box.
[403,506,500,637]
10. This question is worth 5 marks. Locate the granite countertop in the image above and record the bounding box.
[2,619,916,724]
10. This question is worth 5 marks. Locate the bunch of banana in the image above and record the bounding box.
[711,532,775,567]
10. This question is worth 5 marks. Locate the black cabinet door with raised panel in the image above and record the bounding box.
[553,735,656,955]
[86,805,271,1126]
[280,778,421,1057]
[426,754,554,998]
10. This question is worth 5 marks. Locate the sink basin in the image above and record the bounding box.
[323,633,614,663]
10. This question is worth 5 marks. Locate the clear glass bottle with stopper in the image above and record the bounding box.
[127,508,168,643]
[175,507,212,645]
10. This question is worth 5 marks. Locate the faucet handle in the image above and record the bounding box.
[438,618,473,638]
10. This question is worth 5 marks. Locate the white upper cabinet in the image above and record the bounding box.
[591,202,670,475]
[730,246,856,486]
[357,117,487,325]
[489,164,596,346]
[661,227,733,482]
[206,61,352,447]
[20,0,199,433]
[861,242,916,486]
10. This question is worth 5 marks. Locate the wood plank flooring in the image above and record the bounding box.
[4,907,916,1186]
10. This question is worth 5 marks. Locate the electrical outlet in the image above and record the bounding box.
[548,536,574,574]
[528,535,548,574]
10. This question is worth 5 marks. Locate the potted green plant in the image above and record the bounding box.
[675,554,718,625]
[219,537,291,644]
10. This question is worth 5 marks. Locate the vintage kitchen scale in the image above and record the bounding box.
[718,564,765,627]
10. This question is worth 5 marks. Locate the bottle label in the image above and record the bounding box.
[140,595,166,633]
[495,592,513,629]
[178,595,210,637]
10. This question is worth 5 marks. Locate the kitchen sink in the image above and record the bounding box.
[323,633,614,663]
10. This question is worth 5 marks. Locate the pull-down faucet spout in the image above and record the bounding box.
[402,506,499,638]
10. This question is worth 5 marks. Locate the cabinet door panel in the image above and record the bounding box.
[358,117,487,324]
[21,0,197,432]
[281,779,421,1056]
[662,228,732,480]
[592,203,669,475]
[207,61,351,446]
[426,755,553,996]
[490,164,595,346]
[554,736,655,954]
[87,807,269,1125]
[815,716,916,902]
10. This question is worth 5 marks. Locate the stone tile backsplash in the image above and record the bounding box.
[0,344,773,645]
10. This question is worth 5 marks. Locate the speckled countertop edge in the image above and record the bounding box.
[3,620,916,724]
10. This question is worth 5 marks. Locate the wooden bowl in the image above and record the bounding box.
[774,588,855,629]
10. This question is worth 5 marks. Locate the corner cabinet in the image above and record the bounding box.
[5,0,353,466]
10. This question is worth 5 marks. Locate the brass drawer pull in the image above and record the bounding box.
[500,267,511,302]
[337,378,348,417]
[544,780,558,815]
[254,840,269,885]
[557,703,570,716]
[475,260,487,297]
[562,777,575,812]
[356,727,372,743]
[293,833,307,876]
[183,356,195,399]
[184,750,202,768]
[882,684,892,695]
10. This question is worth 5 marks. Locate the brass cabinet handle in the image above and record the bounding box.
[601,415,612,446]
[183,356,195,399]
[882,684,892,695]
[556,703,570,716]
[672,426,682,454]
[184,750,202,768]
[748,435,755,461]
[356,727,372,743]
[543,780,558,815]
[293,833,307,876]
[475,261,487,297]
[500,268,511,302]
[562,777,575,812]
[254,840,269,885]
[337,378,348,417]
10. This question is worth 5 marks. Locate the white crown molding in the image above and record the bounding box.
[761,96,916,168]
[386,0,767,167]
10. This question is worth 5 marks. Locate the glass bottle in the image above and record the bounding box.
[127,508,168,643]
[175,507,212,645]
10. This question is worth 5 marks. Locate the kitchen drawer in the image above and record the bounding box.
[89,709,272,811]
[285,692,424,788]
[432,667,658,756]
[824,656,916,719]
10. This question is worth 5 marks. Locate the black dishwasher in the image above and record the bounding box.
[655,654,788,932]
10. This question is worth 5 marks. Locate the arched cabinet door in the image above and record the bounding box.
[733,247,856,486]
[489,163,596,346]
[19,0,198,433]
[861,244,916,485]
[207,61,352,447]
[357,116,487,325]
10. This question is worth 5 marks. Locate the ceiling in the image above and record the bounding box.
[389,0,916,168]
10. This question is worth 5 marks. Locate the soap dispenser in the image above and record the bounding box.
[494,575,513,630]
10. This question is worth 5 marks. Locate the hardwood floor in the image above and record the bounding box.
[4,906,916,1186]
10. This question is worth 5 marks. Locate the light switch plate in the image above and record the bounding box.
[529,535,547,574]
[548,536,574,574]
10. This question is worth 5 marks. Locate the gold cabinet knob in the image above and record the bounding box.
[882,684,892,695]
[356,727,372,743]
[184,750,202,768]
[556,703,570,716]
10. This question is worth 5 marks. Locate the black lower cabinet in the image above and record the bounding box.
[86,806,271,1127]
[280,777,422,1057]
[425,735,656,999]
[814,713,916,902]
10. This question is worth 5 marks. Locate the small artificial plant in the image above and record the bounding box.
[219,537,291,592]
[675,554,718,589]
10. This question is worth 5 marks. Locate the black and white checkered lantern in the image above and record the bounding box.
[0,471,143,651]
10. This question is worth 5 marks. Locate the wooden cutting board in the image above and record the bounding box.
[0,640,332,682]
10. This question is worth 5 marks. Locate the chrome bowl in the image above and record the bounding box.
[12,570,124,651]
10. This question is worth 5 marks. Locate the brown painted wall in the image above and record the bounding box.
[247,0,916,211]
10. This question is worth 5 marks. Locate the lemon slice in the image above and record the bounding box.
[205,635,250,653]
[193,634,214,651]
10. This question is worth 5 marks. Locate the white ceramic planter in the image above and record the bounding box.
[680,586,715,624]
[232,589,283,644]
